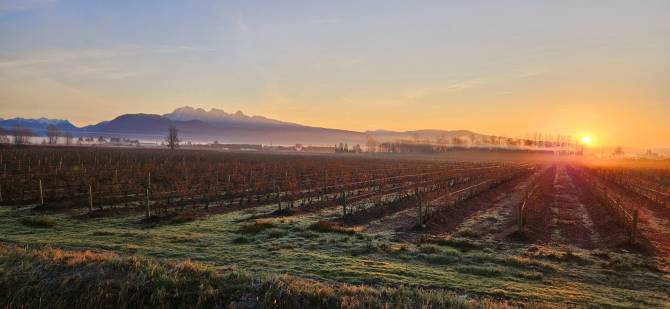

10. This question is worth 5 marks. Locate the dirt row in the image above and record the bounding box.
[383,163,654,254]
[583,168,670,258]
[526,165,632,249]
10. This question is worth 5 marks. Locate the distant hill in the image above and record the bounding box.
[164,106,299,128]
[0,118,78,136]
[0,106,488,146]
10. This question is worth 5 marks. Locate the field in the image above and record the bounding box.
[1,147,669,308]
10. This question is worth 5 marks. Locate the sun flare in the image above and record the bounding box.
[581,136,591,144]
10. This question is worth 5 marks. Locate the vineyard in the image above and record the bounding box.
[0,146,669,308]
[0,148,532,225]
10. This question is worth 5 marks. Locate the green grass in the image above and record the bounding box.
[0,205,668,308]
[0,243,571,309]
[19,215,56,228]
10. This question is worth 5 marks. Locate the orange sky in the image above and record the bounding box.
[1,1,669,149]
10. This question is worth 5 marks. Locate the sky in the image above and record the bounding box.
[0,0,669,148]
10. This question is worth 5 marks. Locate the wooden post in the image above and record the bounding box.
[630,209,639,244]
[517,200,524,232]
[275,183,281,211]
[88,184,93,212]
[39,179,44,206]
[417,190,423,227]
[145,188,151,218]
[342,190,347,217]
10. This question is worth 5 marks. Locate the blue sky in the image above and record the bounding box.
[1,0,669,147]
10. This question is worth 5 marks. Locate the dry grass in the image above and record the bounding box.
[0,243,572,309]
[238,219,275,233]
[308,220,359,235]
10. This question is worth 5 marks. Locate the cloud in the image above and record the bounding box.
[0,0,56,13]
[515,69,544,79]
[404,79,483,100]
[0,44,215,69]
[0,44,217,80]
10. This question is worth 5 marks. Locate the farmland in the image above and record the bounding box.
[0,147,669,308]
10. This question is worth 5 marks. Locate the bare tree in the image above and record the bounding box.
[64,132,73,145]
[166,125,180,150]
[46,124,60,144]
[11,125,33,145]
[365,135,378,153]
[0,127,8,144]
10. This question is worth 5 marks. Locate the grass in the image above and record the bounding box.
[232,235,254,244]
[456,265,504,277]
[238,219,274,233]
[0,243,561,309]
[19,215,56,228]
[420,235,482,251]
[418,244,441,254]
[0,204,667,308]
[308,220,359,235]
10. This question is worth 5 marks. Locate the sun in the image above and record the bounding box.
[580,136,591,144]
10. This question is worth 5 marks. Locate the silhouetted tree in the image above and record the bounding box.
[46,124,60,144]
[613,146,624,156]
[366,135,378,152]
[11,126,33,144]
[64,132,73,145]
[0,127,8,144]
[166,125,180,150]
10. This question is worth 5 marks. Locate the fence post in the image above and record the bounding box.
[39,179,44,206]
[630,209,639,244]
[342,190,347,217]
[417,189,423,227]
[145,187,151,218]
[88,184,93,212]
[275,183,281,211]
[517,200,524,232]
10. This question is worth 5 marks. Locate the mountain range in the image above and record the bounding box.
[0,106,482,146]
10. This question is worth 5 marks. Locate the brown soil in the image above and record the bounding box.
[583,169,670,258]
[419,171,536,238]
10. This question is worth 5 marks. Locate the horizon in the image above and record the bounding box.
[1,1,669,149]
